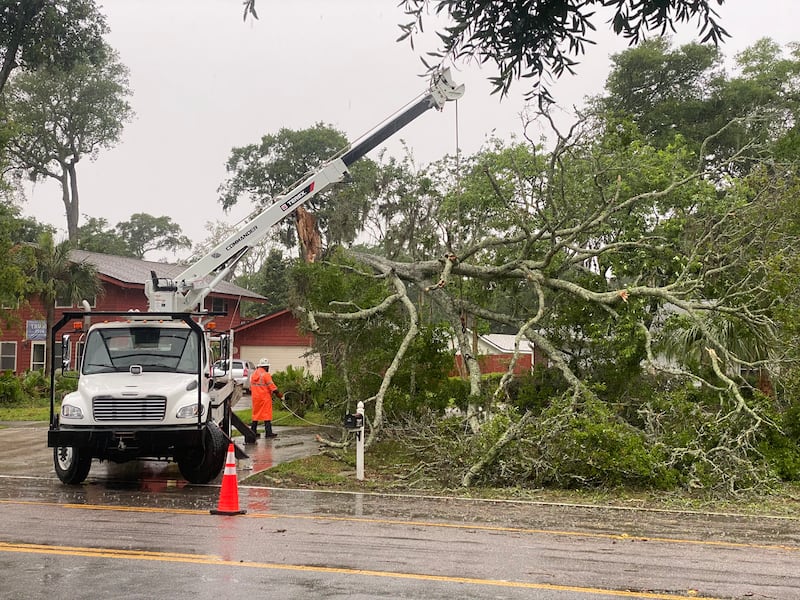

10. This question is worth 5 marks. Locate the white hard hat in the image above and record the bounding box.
[257,357,270,367]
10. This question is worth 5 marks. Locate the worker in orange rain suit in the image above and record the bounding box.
[250,357,282,439]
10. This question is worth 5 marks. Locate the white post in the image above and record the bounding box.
[356,401,365,481]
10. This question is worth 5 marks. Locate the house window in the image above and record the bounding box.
[210,297,228,314]
[55,290,72,308]
[55,294,97,309]
[31,342,45,371]
[0,342,16,371]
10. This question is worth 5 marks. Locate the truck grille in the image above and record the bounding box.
[92,396,167,421]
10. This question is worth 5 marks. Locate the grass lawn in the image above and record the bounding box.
[0,401,51,422]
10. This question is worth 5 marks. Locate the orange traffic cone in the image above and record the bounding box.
[210,443,247,516]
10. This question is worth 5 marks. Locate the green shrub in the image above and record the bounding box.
[273,365,316,417]
[311,364,352,416]
[436,377,470,411]
[0,371,24,405]
[525,395,672,489]
[21,370,48,399]
[54,372,79,398]
[506,365,568,413]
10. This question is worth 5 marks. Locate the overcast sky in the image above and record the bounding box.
[20,0,799,261]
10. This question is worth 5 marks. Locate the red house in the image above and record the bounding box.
[452,332,548,376]
[232,309,321,376]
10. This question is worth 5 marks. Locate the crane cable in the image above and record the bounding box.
[454,95,467,337]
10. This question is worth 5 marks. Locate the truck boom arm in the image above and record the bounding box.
[145,69,464,313]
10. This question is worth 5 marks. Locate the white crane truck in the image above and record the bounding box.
[47,69,464,484]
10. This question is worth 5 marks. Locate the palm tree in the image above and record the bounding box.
[30,233,103,375]
[656,310,777,396]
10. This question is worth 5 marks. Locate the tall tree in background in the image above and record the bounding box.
[115,213,191,259]
[4,42,133,242]
[30,232,102,375]
[235,248,292,316]
[0,0,107,95]
[599,37,800,168]
[75,216,130,256]
[218,124,378,262]
[77,214,192,259]
[219,123,343,262]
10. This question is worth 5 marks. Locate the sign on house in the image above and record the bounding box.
[26,320,46,341]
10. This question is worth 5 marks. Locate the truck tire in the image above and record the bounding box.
[54,446,92,485]
[177,421,227,484]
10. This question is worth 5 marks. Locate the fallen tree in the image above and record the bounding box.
[296,106,799,492]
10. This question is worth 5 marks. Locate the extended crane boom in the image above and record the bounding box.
[146,69,465,313]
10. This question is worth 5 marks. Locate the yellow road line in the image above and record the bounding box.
[0,541,718,599]
[3,498,797,554]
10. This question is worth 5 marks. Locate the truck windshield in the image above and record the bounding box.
[81,327,200,374]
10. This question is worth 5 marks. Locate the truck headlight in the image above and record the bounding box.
[60,404,83,419]
[176,403,204,419]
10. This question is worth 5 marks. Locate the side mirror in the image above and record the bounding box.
[61,334,71,373]
[218,333,230,362]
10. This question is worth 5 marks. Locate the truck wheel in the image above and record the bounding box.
[177,421,227,484]
[53,446,92,485]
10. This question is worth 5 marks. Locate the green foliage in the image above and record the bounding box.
[26,232,103,375]
[0,0,109,94]
[55,371,79,398]
[76,217,132,256]
[0,369,76,406]
[437,377,471,410]
[77,214,192,259]
[235,249,292,316]
[114,213,191,259]
[527,396,671,488]
[290,251,411,401]
[4,41,133,240]
[310,364,351,415]
[218,124,379,255]
[20,369,47,399]
[0,371,24,404]
[416,397,668,489]
[0,201,45,315]
[273,365,316,417]
[600,37,800,171]
[405,370,800,493]
[507,365,568,413]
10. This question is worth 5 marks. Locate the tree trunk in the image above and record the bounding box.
[66,161,81,243]
[295,206,322,263]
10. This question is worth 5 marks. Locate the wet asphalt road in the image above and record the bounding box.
[1,422,800,599]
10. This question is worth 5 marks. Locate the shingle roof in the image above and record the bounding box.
[69,250,266,300]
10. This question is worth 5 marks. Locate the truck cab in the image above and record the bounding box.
[49,313,230,485]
